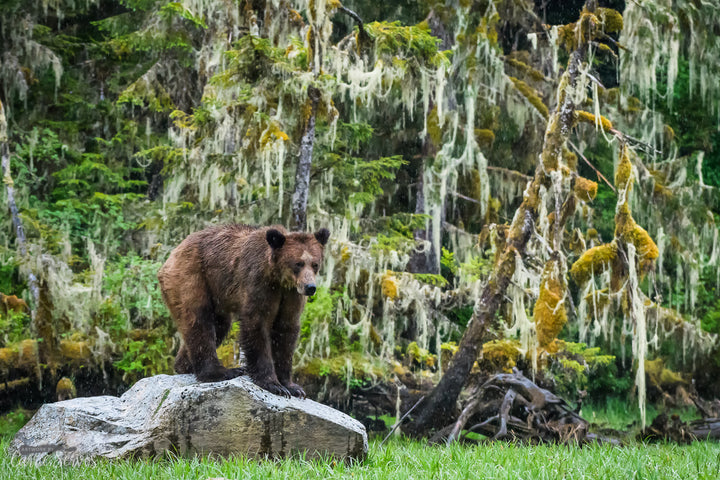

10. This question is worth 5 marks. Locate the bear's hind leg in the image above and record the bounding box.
[183,304,237,382]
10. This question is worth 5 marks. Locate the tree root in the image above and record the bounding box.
[437,370,589,445]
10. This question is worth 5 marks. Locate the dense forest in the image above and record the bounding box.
[1,0,719,437]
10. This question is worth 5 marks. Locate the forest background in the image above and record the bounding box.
[1,0,719,436]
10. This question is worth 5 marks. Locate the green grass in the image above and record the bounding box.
[2,436,720,479]
[2,404,719,479]
[582,397,701,432]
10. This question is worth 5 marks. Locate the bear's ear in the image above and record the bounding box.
[266,229,286,249]
[314,228,330,246]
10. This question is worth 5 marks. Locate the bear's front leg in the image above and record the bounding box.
[272,295,306,399]
[241,314,291,397]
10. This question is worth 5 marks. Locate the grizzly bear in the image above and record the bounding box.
[158,224,330,398]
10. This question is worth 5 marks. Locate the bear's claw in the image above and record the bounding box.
[254,379,292,398]
[284,382,306,399]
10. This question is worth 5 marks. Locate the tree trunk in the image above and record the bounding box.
[291,86,320,232]
[407,157,440,274]
[404,42,588,436]
[1,103,40,315]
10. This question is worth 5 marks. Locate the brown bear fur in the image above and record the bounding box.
[158,224,329,397]
[0,293,28,316]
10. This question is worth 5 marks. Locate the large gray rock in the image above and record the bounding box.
[9,374,367,463]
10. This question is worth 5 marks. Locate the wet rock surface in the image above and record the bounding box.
[9,374,367,463]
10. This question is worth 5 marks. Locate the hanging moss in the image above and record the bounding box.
[584,288,610,311]
[571,243,618,283]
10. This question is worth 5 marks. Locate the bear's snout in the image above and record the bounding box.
[304,284,316,296]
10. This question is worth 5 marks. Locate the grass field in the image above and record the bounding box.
[2,403,720,480]
[2,436,720,479]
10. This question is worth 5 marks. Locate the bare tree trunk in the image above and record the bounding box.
[0,102,39,316]
[404,41,588,436]
[407,157,440,274]
[291,86,320,232]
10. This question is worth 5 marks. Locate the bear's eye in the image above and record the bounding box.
[312,262,319,271]
[295,261,305,269]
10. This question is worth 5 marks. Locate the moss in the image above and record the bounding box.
[627,225,659,260]
[506,57,546,82]
[509,77,549,119]
[0,347,18,370]
[474,128,495,149]
[340,245,351,263]
[406,341,436,369]
[475,12,500,45]
[297,352,387,380]
[59,340,92,361]
[440,342,458,372]
[574,176,598,202]
[645,358,686,389]
[597,8,623,34]
[381,271,399,300]
[0,340,38,371]
[563,146,578,170]
[259,122,289,147]
[570,243,618,283]
[615,144,633,191]
[663,124,675,142]
[653,182,673,200]
[540,116,562,170]
[481,339,521,373]
[557,23,576,52]
[56,377,77,401]
[584,288,610,310]
[216,343,236,368]
[365,21,442,61]
[17,339,38,370]
[534,261,568,349]
[575,110,613,131]
[426,106,442,147]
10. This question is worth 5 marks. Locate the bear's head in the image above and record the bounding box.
[267,228,330,295]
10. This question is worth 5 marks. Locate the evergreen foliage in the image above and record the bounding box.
[0,0,719,419]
